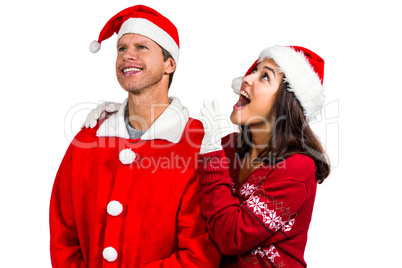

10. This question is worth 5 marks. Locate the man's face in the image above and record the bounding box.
[115,34,174,95]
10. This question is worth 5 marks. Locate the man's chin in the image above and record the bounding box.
[127,88,145,95]
[118,82,145,95]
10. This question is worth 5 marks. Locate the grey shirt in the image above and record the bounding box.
[124,107,146,140]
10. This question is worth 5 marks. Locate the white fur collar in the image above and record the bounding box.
[96,96,189,143]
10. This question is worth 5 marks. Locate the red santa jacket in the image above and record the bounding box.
[198,133,317,267]
[50,97,221,267]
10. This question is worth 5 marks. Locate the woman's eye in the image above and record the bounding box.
[251,67,258,74]
[262,73,269,82]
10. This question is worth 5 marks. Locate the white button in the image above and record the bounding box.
[119,149,136,164]
[107,200,123,216]
[103,246,118,262]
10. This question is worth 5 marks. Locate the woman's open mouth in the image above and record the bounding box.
[233,89,251,110]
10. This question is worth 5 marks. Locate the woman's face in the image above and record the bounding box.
[230,58,284,126]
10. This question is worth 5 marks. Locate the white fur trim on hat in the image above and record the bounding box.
[89,40,101,53]
[231,77,242,94]
[118,18,179,64]
[259,45,324,121]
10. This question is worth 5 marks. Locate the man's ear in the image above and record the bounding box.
[164,58,176,74]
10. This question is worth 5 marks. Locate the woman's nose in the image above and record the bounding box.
[242,74,254,87]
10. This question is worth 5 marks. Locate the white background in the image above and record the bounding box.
[1,0,401,267]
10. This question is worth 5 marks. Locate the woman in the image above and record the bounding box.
[198,45,330,267]
[84,45,330,267]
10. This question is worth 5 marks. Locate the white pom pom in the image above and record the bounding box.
[231,77,243,95]
[102,247,118,262]
[107,200,123,216]
[89,40,101,53]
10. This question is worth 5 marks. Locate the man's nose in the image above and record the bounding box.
[123,48,138,61]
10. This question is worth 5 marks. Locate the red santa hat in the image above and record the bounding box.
[89,5,180,64]
[232,45,325,121]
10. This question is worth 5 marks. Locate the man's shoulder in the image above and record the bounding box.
[179,117,204,154]
[185,117,203,131]
[69,120,105,149]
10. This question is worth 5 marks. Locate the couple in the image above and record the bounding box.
[50,4,330,268]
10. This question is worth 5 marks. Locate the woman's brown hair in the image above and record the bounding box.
[236,81,330,183]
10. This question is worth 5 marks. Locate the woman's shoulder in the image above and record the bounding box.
[221,132,239,147]
[273,154,316,182]
[284,153,315,167]
[221,132,239,160]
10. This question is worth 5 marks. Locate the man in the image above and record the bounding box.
[50,5,221,267]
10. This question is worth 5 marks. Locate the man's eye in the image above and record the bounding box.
[118,47,127,52]
[138,45,147,50]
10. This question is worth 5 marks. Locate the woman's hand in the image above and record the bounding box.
[200,99,223,154]
[82,102,121,128]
